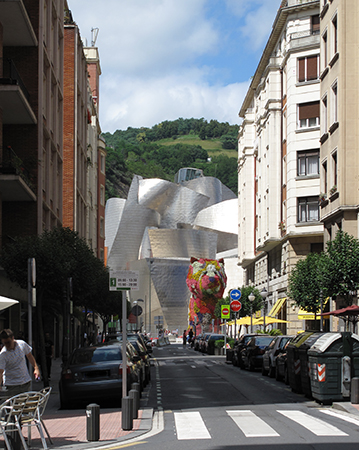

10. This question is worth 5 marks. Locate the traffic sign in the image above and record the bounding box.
[131,305,143,316]
[221,305,230,319]
[230,300,242,312]
[230,289,241,300]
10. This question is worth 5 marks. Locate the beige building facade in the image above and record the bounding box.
[238,0,324,335]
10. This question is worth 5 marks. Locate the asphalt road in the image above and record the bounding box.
[115,343,359,450]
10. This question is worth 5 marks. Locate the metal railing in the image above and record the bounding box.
[0,58,30,102]
[0,146,35,192]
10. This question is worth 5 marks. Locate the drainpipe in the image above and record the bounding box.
[280,68,284,227]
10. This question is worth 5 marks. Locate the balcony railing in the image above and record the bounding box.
[0,58,30,102]
[0,146,35,192]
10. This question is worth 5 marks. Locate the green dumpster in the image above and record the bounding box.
[351,334,359,377]
[298,332,325,398]
[308,332,353,404]
[287,331,314,394]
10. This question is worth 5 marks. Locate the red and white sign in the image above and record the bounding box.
[230,300,242,312]
[318,363,326,382]
[222,307,230,316]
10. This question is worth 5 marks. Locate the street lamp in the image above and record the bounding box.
[248,292,255,333]
[260,288,268,330]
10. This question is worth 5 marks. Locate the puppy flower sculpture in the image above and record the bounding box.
[186,257,227,327]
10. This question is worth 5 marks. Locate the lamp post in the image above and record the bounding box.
[248,292,255,333]
[260,288,268,331]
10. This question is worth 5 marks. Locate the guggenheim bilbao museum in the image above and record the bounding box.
[105,168,242,334]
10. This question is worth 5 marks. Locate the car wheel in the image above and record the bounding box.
[275,363,282,381]
[261,364,268,376]
[249,358,255,372]
[60,387,71,409]
[269,364,275,378]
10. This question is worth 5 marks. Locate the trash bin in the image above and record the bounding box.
[287,331,314,394]
[351,334,359,377]
[308,332,352,404]
[298,332,325,398]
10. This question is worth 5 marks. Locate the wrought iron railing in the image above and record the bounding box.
[0,146,35,192]
[0,58,30,102]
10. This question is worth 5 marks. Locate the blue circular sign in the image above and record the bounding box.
[230,289,241,300]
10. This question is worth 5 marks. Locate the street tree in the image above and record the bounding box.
[323,229,359,305]
[0,227,112,385]
[287,252,328,315]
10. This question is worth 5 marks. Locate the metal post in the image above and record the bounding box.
[320,289,323,332]
[149,259,152,335]
[27,259,32,372]
[250,304,253,333]
[122,291,127,398]
[86,403,100,441]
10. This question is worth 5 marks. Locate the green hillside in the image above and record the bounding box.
[103,118,238,200]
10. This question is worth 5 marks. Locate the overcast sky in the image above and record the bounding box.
[68,0,280,133]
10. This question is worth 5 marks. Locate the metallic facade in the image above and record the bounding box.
[105,174,238,333]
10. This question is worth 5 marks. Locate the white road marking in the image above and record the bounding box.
[320,409,359,427]
[227,410,279,437]
[174,411,211,440]
[278,410,348,436]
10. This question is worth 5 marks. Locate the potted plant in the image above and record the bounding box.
[278,220,286,232]
[319,193,327,205]
[330,185,337,196]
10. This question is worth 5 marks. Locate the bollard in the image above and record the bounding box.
[351,377,359,404]
[129,388,140,419]
[86,403,100,441]
[121,396,133,430]
[132,382,141,398]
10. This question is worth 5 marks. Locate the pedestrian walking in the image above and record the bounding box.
[0,329,40,397]
[44,332,54,380]
[188,328,194,347]
[182,330,187,347]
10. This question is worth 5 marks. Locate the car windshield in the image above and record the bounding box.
[254,337,274,346]
[71,346,122,364]
[210,335,224,340]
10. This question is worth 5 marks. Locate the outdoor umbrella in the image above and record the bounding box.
[0,296,19,311]
[253,316,290,325]
[318,304,359,332]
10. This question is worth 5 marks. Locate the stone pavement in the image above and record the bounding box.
[0,357,153,449]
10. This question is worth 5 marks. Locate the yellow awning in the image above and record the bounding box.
[298,297,329,320]
[268,298,286,317]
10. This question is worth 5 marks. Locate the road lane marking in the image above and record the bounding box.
[174,411,211,440]
[320,409,359,427]
[226,410,279,437]
[278,410,348,436]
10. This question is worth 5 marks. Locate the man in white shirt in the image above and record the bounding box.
[0,329,40,397]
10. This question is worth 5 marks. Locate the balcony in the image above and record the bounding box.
[0,59,37,124]
[0,0,37,46]
[0,146,36,201]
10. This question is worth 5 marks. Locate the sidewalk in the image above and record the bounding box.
[0,358,153,449]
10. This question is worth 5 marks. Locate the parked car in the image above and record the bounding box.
[240,335,276,371]
[275,339,292,384]
[262,335,293,377]
[59,342,140,408]
[193,334,203,351]
[206,334,226,355]
[199,333,212,353]
[232,334,259,367]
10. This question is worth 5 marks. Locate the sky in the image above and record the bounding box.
[68,0,280,134]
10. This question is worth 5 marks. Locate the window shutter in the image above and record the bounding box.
[312,15,320,34]
[298,58,305,82]
[299,101,319,120]
[307,55,318,80]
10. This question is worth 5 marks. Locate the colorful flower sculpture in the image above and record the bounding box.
[186,257,227,324]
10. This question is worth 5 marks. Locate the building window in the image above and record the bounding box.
[100,153,105,173]
[298,55,319,82]
[100,185,105,206]
[332,151,337,186]
[298,101,320,128]
[322,160,328,193]
[297,150,319,176]
[332,81,338,123]
[322,95,328,132]
[322,31,328,68]
[332,14,338,54]
[298,197,320,223]
[100,217,104,238]
[311,15,320,35]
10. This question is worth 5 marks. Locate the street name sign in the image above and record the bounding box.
[109,271,139,291]
[230,289,241,300]
[230,300,242,312]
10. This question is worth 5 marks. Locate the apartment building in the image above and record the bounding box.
[63,8,105,259]
[0,0,64,329]
[319,0,359,250]
[238,0,323,334]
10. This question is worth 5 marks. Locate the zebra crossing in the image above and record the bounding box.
[157,359,221,367]
[172,408,359,440]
